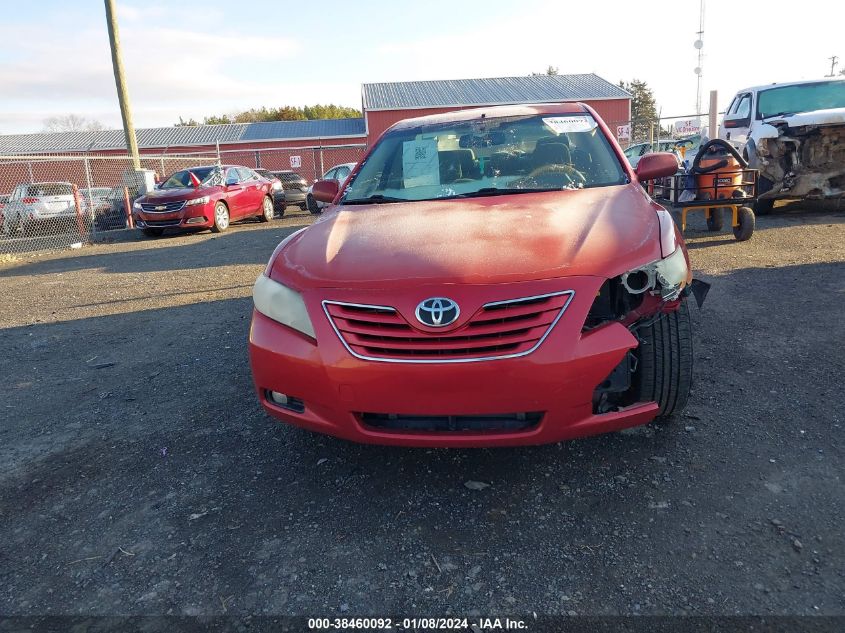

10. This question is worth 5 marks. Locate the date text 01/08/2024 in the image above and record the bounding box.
[307,617,529,630]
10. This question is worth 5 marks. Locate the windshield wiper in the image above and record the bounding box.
[763,111,796,119]
[343,194,409,205]
[439,187,560,200]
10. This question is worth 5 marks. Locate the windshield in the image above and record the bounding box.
[27,183,72,197]
[341,113,627,204]
[160,167,220,189]
[757,81,845,119]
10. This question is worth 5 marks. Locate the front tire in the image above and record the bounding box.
[211,201,230,233]
[258,196,274,223]
[306,194,321,215]
[633,300,693,419]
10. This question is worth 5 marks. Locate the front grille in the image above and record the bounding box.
[140,200,186,213]
[143,219,182,227]
[359,412,543,433]
[323,291,573,362]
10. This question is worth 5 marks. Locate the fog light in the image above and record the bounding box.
[185,217,206,225]
[265,390,305,413]
[270,391,288,405]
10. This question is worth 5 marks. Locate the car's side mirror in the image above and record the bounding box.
[635,152,679,181]
[722,113,751,129]
[312,179,339,203]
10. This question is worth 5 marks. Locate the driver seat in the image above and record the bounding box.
[531,142,571,170]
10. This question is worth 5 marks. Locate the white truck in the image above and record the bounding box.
[718,78,845,213]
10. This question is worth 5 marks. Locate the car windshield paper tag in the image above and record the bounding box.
[402,139,440,187]
[542,116,596,135]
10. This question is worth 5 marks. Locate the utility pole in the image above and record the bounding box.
[694,0,705,116]
[826,55,839,77]
[104,0,140,169]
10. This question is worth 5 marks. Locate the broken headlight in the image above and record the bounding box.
[621,248,689,300]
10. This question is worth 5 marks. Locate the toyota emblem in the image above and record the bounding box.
[415,297,460,327]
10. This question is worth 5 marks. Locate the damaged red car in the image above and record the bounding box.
[248,103,701,447]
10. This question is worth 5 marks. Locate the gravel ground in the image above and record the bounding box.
[0,204,843,616]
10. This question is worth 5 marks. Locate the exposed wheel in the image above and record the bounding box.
[633,299,693,419]
[705,208,724,231]
[142,228,164,237]
[306,194,321,215]
[733,206,755,241]
[21,220,36,237]
[754,198,774,215]
[258,196,274,222]
[211,201,230,233]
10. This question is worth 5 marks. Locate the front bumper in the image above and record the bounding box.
[249,277,660,447]
[284,190,307,205]
[134,203,214,230]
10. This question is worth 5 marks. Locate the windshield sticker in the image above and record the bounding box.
[402,139,440,187]
[542,116,596,135]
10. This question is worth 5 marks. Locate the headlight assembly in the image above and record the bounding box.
[186,195,210,206]
[253,274,316,339]
[621,248,689,300]
[132,201,142,210]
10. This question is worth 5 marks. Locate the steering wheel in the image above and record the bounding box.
[524,164,587,188]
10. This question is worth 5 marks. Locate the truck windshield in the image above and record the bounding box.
[757,80,845,119]
[341,113,627,204]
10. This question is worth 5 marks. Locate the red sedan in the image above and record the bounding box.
[249,103,700,447]
[133,165,275,237]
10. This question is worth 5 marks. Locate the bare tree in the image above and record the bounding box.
[42,114,105,133]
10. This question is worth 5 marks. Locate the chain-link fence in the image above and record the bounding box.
[606,113,722,149]
[200,144,368,182]
[0,153,219,255]
[0,144,367,256]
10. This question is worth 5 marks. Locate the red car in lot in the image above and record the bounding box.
[249,103,698,447]
[133,165,275,237]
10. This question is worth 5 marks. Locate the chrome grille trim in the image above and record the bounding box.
[140,200,186,213]
[322,290,575,364]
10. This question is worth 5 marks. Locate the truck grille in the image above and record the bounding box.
[323,291,573,362]
[140,200,186,213]
[359,412,543,433]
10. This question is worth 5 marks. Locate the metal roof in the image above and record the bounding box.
[362,74,630,110]
[0,118,366,155]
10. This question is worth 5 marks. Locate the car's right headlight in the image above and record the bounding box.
[132,201,142,210]
[252,274,315,339]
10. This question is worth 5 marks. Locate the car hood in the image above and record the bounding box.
[140,187,210,203]
[272,184,663,289]
[763,107,845,129]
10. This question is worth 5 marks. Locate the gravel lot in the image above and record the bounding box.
[0,204,843,617]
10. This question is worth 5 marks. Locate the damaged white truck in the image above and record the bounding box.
[718,78,845,214]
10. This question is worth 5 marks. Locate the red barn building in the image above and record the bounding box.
[361,74,631,142]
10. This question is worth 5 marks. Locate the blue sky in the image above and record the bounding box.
[0,0,842,134]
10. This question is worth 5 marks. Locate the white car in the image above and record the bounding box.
[306,162,357,214]
[718,78,845,212]
[623,140,678,168]
[2,182,89,236]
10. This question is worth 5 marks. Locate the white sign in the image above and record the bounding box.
[616,124,631,140]
[542,116,596,135]
[674,119,701,135]
[402,139,440,187]
[289,155,302,169]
